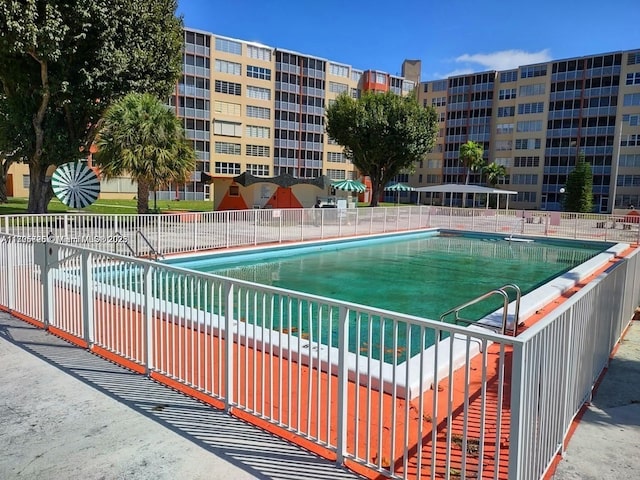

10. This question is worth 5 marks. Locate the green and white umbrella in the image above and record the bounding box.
[51,161,100,209]
[331,179,366,193]
[385,182,414,203]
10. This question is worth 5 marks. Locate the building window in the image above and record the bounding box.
[22,175,30,188]
[246,45,272,61]
[626,72,640,85]
[515,138,541,150]
[620,154,640,167]
[515,192,536,202]
[213,120,242,137]
[425,174,441,183]
[496,123,514,134]
[326,169,346,180]
[617,175,640,187]
[350,88,360,99]
[246,164,270,176]
[432,80,447,91]
[511,174,538,185]
[495,140,513,151]
[497,106,515,117]
[246,125,270,138]
[627,52,640,65]
[500,70,518,83]
[403,80,415,92]
[351,69,362,82]
[623,93,640,106]
[247,65,271,80]
[375,72,386,84]
[229,185,240,196]
[516,120,543,132]
[520,65,547,78]
[518,83,545,96]
[214,142,241,155]
[246,105,271,119]
[214,101,241,116]
[623,114,640,126]
[498,88,517,100]
[517,102,545,114]
[329,81,348,94]
[214,59,241,75]
[514,156,540,167]
[215,38,242,55]
[246,85,271,100]
[246,145,270,157]
[495,157,513,167]
[431,96,446,107]
[214,80,241,96]
[327,152,346,163]
[329,63,349,78]
[621,134,640,147]
[215,162,241,174]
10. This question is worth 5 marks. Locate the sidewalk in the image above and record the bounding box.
[551,319,640,479]
[0,312,363,480]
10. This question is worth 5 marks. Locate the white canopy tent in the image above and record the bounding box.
[414,184,519,210]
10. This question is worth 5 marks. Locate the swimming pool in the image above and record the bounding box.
[163,231,611,361]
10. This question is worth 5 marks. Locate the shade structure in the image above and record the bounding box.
[51,161,100,209]
[331,179,366,193]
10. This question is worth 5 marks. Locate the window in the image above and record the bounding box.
[438,112,446,122]
[432,80,447,91]
[495,157,513,167]
[403,80,415,92]
[517,102,544,114]
[626,72,640,85]
[628,52,640,65]
[518,83,545,96]
[495,140,513,151]
[623,114,640,126]
[496,123,514,134]
[515,138,541,150]
[327,152,346,163]
[246,145,270,157]
[246,45,271,61]
[515,192,536,202]
[214,101,241,116]
[213,120,241,137]
[431,96,446,107]
[215,38,242,55]
[247,164,270,176]
[375,72,386,84]
[425,174,441,183]
[214,142,241,155]
[500,70,518,83]
[246,105,271,119]
[246,125,270,138]
[326,169,346,180]
[520,65,547,78]
[214,80,241,96]
[511,174,538,184]
[427,159,442,169]
[22,175,30,188]
[329,81,348,94]
[620,154,640,167]
[621,134,640,147]
[623,93,640,106]
[498,88,516,100]
[497,106,515,117]
[246,85,271,100]
[329,63,349,77]
[247,65,271,80]
[351,70,362,82]
[215,162,241,174]
[516,120,542,132]
[215,59,241,75]
[350,88,360,99]
[617,175,640,187]
[514,156,540,167]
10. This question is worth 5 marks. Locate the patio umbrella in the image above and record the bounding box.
[51,161,101,209]
[331,179,366,206]
[384,182,414,204]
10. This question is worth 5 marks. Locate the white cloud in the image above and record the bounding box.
[454,49,552,72]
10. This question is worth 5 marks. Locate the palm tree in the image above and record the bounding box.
[483,162,507,187]
[94,93,196,214]
[458,140,485,184]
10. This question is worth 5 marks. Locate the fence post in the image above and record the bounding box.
[81,250,95,346]
[254,210,258,245]
[335,305,350,466]
[144,264,154,374]
[224,281,235,411]
[508,340,527,480]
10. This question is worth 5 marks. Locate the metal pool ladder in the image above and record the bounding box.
[439,284,521,336]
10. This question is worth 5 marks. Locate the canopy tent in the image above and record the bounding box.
[414,184,518,210]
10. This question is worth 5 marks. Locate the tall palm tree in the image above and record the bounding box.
[94,93,196,214]
[458,140,485,185]
[483,162,507,187]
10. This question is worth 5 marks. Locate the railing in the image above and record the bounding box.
[1,207,638,260]
[1,224,639,479]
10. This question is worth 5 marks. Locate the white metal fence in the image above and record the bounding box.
[1,214,639,480]
[2,206,639,258]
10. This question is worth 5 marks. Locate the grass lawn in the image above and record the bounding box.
[0,198,215,215]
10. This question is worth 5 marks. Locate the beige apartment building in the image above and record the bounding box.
[5,29,638,213]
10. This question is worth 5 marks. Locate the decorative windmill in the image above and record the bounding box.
[51,161,101,209]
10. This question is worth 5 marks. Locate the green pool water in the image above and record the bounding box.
[160,232,607,361]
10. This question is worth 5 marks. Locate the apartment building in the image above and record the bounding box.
[416,50,640,212]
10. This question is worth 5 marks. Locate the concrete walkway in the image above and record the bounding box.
[551,319,640,479]
[0,313,363,480]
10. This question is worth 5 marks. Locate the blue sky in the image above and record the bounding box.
[177,0,639,80]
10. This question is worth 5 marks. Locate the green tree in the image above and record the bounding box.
[0,1,184,213]
[483,162,507,187]
[326,91,438,207]
[94,93,196,214]
[459,140,485,184]
[563,151,593,213]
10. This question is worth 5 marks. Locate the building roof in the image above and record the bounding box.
[413,184,518,195]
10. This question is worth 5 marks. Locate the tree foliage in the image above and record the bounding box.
[0,1,184,212]
[459,140,485,184]
[325,91,438,207]
[94,93,195,214]
[564,151,593,213]
[483,162,507,187]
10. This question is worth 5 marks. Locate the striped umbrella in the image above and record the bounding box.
[51,161,101,209]
[331,179,366,193]
[385,182,414,204]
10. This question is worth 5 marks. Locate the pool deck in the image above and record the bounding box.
[0,312,363,480]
